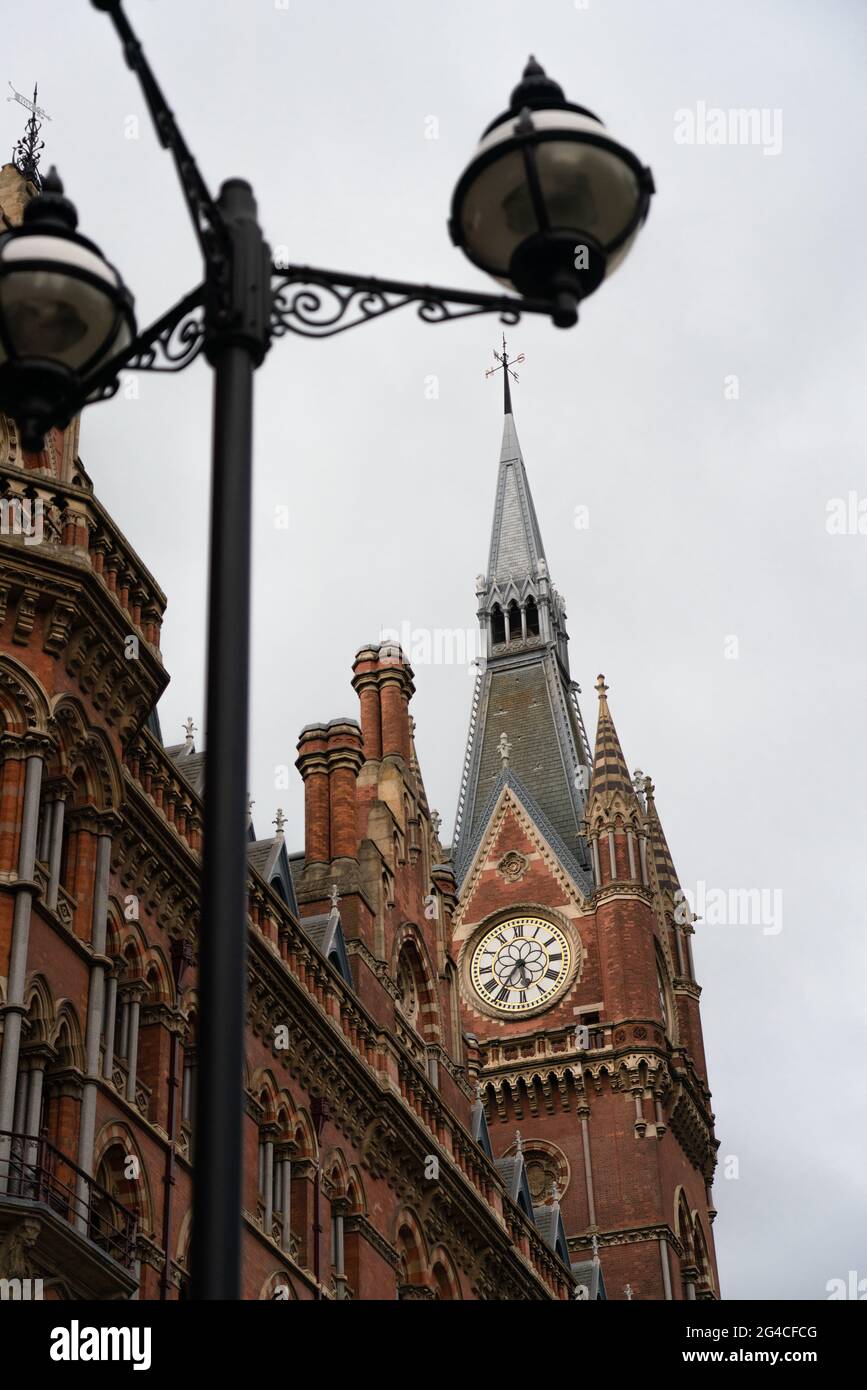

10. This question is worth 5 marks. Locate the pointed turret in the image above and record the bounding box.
[585,676,643,888]
[589,676,637,809]
[641,773,681,902]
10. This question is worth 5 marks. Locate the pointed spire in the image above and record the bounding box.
[642,772,681,899]
[589,675,636,805]
[487,404,547,583]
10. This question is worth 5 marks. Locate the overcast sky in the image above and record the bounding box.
[9,0,867,1299]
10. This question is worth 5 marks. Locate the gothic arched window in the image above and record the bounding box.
[525,598,540,636]
[491,605,506,645]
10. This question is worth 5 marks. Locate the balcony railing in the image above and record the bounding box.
[0,1130,137,1270]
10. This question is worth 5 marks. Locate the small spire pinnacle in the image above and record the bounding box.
[273,808,287,837]
[588,675,638,807]
[486,333,524,415]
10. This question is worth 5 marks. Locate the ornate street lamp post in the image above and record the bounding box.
[0,2,652,1300]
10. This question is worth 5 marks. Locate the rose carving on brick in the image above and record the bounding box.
[496,850,529,883]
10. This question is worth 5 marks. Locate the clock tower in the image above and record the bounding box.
[451,365,720,1300]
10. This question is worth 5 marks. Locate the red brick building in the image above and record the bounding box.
[0,155,718,1302]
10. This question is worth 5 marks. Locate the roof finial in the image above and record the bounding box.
[591,1232,600,1260]
[330,882,341,909]
[595,673,609,700]
[8,82,50,189]
[246,795,254,828]
[273,808,287,837]
[486,333,524,415]
[183,716,197,749]
[497,731,512,768]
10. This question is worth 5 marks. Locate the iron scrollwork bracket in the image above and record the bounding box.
[269,264,558,339]
[80,284,207,408]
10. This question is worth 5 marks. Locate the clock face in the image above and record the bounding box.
[470,916,572,1015]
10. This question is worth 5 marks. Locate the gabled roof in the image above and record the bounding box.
[470,1096,493,1159]
[532,1201,571,1266]
[300,907,352,987]
[166,741,206,797]
[571,1257,607,1301]
[458,766,593,899]
[247,834,299,916]
[494,1151,535,1218]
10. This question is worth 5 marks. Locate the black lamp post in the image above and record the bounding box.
[0,4,652,1301]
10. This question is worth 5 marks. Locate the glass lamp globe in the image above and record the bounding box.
[450,58,654,325]
[0,168,135,449]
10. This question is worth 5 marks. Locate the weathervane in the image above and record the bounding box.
[485,333,524,413]
[8,83,50,189]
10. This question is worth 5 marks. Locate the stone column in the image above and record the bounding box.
[0,741,45,1191]
[124,989,143,1105]
[263,1136,275,1235]
[659,1236,673,1300]
[578,1105,597,1228]
[23,1049,47,1196]
[102,973,118,1080]
[75,821,115,1226]
[46,788,68,910]
[280,1155,293,1255]
[638,833,649,886]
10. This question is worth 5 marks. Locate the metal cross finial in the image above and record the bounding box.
[497,731,512,768]
[486,333,524,413]
[273,808,287,836]
[8,82,50,189]
[330,883,340,909]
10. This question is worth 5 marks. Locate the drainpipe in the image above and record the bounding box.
[160,938,194,1299]
[311,1096,330,1300]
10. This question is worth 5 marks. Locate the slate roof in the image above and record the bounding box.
[571,1258,606,1301]
[247,834,299,916]
[532,1201,571,1266]
[299,907,352,987]
[494,1152,535,1218]
[470,1097,493,1159]
[166,740,206,797]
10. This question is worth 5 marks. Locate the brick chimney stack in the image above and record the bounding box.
[351,642,415,766]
